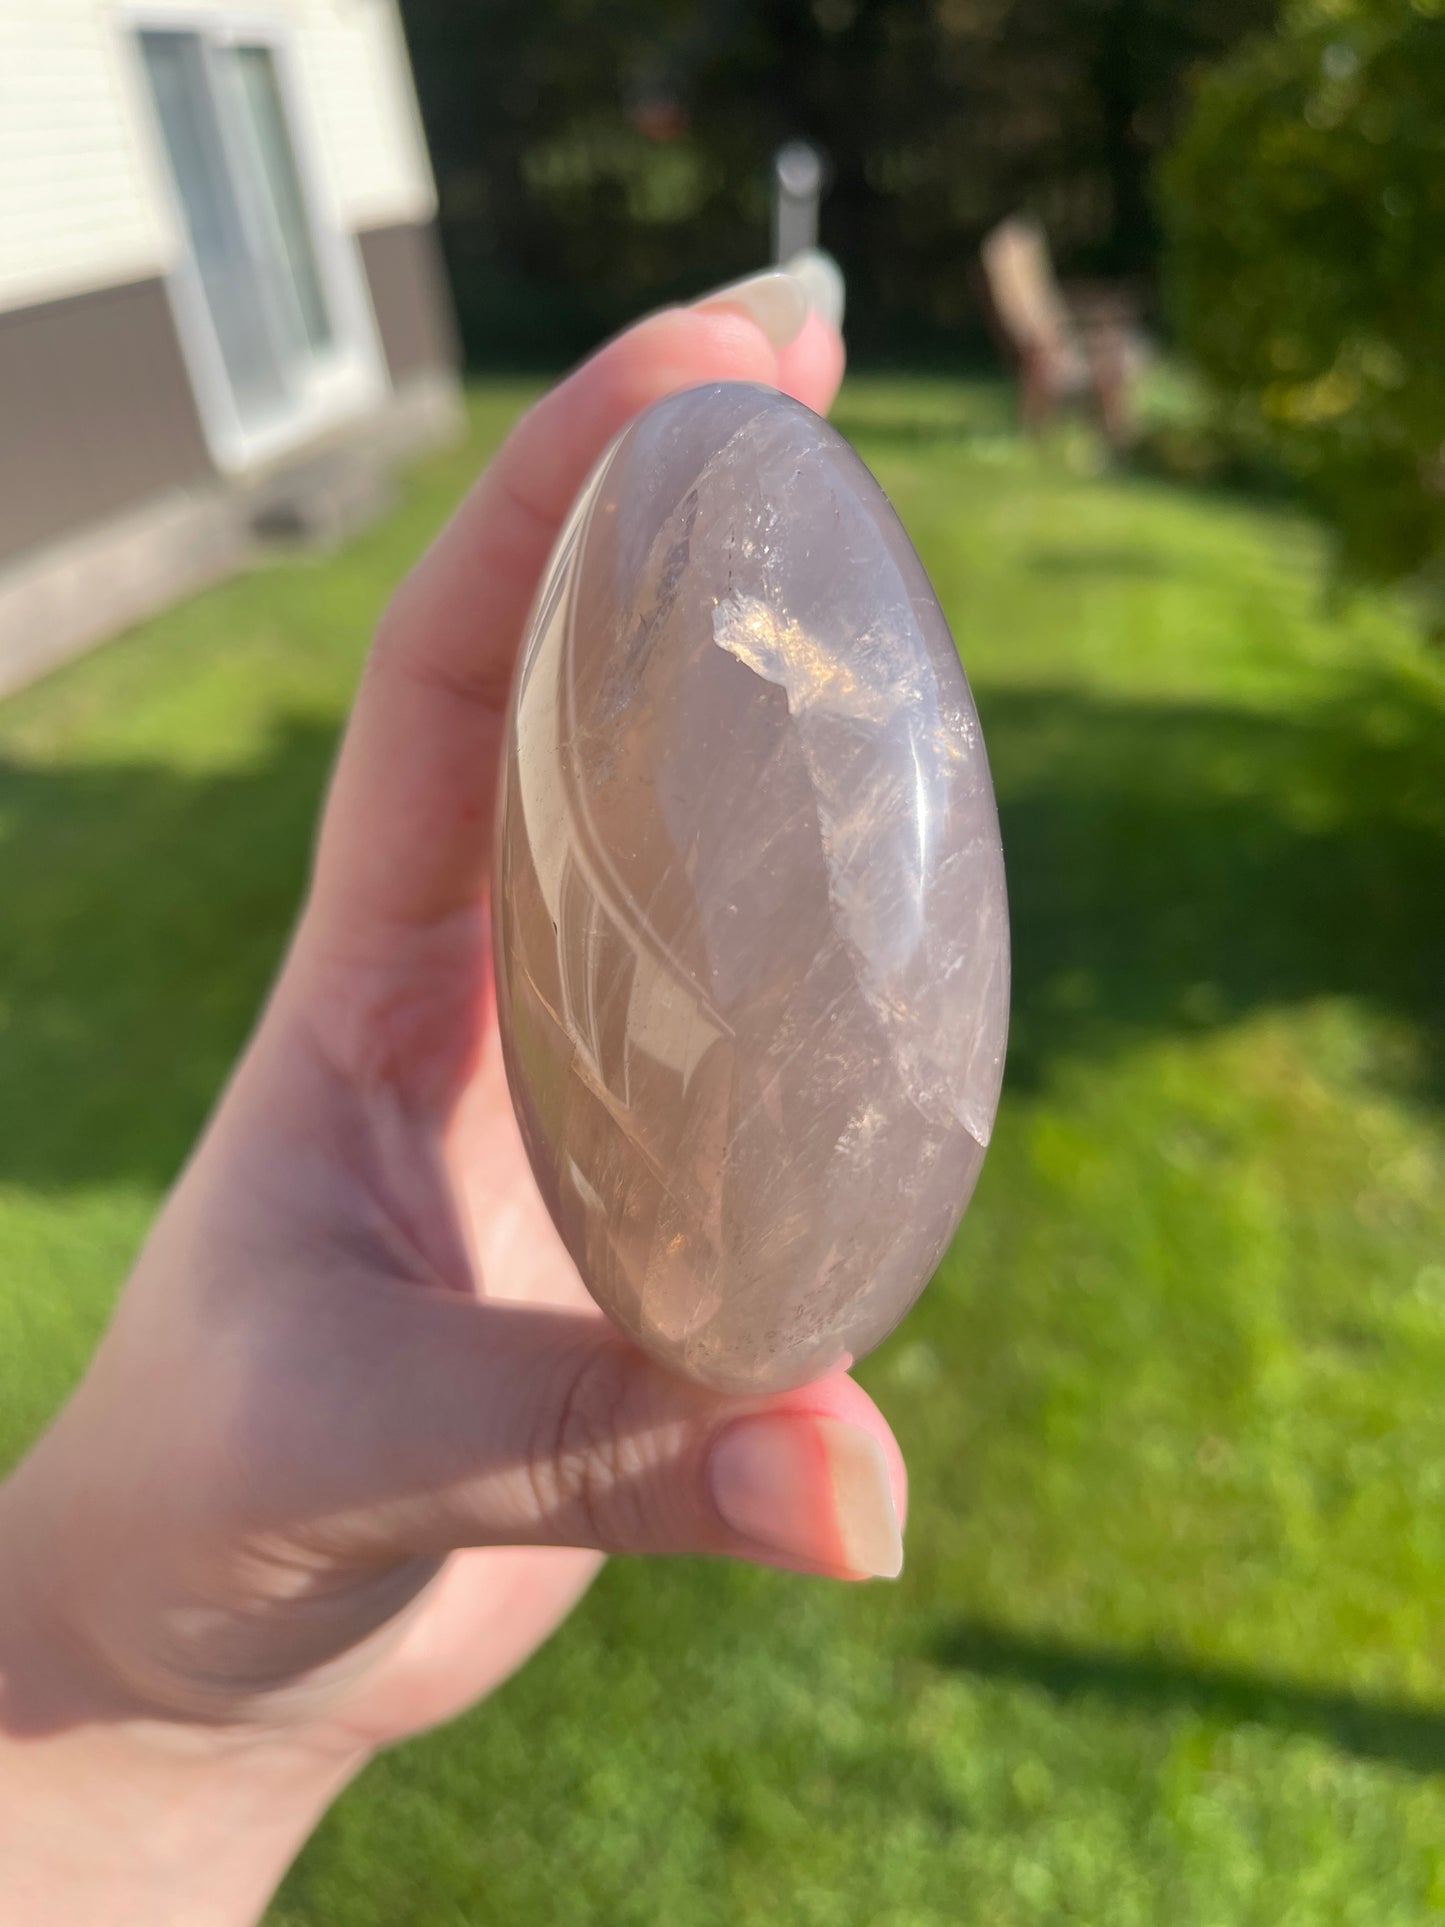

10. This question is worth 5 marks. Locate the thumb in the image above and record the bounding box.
[294,1295,906,1582]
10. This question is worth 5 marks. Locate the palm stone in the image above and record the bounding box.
[494,381,1009,1393]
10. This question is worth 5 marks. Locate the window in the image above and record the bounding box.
[220,45,335,360]
[136,25,381,465]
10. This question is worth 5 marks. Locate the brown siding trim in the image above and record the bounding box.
[0,277,214,568]
[357,219,462,387]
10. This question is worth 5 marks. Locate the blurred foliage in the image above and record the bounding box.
[396,0,1272,363]
[1161,0,1445,629]
[1128,362,1297,498]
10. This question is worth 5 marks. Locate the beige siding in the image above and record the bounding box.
[0,1,436,318]
[0,5,173,311]
[294,3,438,234]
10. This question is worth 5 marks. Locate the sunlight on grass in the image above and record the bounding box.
[2,378,1442,1924]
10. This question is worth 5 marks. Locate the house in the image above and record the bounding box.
[0,1,463,695]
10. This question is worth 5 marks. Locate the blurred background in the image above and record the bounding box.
[0,1,1442,1921]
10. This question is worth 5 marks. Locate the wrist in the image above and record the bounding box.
[0,1479,366,1927]
[0,1711,361,1927]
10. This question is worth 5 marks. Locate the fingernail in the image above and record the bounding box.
[708,1415,903,1579]
[693,269,809,349]
[786,248,846,332]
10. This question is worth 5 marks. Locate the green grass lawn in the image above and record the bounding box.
[2,378,1443,1923]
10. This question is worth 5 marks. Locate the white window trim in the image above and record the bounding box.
[117,6,390,475]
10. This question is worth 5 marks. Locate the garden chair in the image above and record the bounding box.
[980,215,1136,448]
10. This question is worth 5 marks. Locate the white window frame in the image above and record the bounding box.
[119,6,389,474]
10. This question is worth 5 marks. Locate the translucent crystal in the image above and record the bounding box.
[494,382,1009,1393]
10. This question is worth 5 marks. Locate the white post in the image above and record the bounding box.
[772,141,823,264]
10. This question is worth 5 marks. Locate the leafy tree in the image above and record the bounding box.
[1162,0,1445,623]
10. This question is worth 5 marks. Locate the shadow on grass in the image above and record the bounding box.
[930,1616,1445,1777]
[1022,544,1185,582]
[0,714,336,1191]
[830,382,1016,451]
[0,660,1440,1194]
[984,669,1445,1111]
[827,415,992,451]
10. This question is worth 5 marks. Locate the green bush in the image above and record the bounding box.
[1161,0,1445,628]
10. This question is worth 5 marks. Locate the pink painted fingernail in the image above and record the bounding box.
[708,1414,903,1579]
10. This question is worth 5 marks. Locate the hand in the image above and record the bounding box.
[0,285,905,1924]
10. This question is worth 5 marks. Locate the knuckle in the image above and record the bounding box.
[529,1343,672,1551]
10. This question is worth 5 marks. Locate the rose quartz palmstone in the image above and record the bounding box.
[494,382,1009,1393]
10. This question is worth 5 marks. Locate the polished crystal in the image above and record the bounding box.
[494,382,1009,1393]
